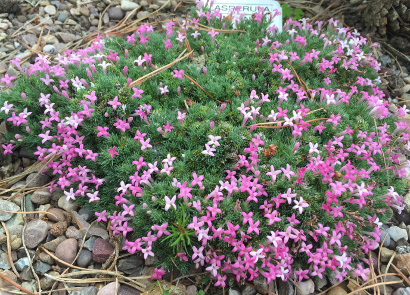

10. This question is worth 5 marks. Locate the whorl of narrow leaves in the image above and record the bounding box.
[0,4,408,286]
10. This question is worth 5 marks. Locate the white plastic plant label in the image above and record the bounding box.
[212,0,282,31]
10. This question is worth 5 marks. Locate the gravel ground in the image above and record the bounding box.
[2,1,410,295]
[0,0,193,78]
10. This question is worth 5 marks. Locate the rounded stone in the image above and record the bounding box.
[328,287,348,295]
[121,0,140,11]
[136,11,149,19]
[58,195,78,211]
[97,282,119,295]
[387,226,408,242]
[0,200,20,221]
[43,44,56,54]
[80,7,90,17]
[30,188,52,205]
[295,279,315,295]
[55,238,78,267]
[25,173,51,188]
[44,5,57,15]
[11,237,22,250]
[23,219,48,249]
[46,208,66,222]
[107,7,124,20]
[76,249,92,268]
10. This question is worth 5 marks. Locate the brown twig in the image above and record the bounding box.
[174,16,193,60]
[250,117,329,129]
[0,209,57,219]
[47,220,99,295]
[346,280,403,295]
[391,263,410,286]
[1,221,21,279]
[0,272,37,295]
[183,73,229,104]
[193,23,246,33]
[128,50,192,87]
[40,247,93,271]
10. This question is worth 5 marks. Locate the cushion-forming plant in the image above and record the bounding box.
[0,3,408,286]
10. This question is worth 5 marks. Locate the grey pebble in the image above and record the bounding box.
[76,249,92,268]
[83,236,98,251]
[20,265,34,281]
[71,286,99,295]
[0,252,10,269]
[108,7,124,20]
[23,219,49,249]
[14,257,30,271]
[0,200,19,221]
[57,11,70,22]
[34,260,51,274]
[43,44,56,54]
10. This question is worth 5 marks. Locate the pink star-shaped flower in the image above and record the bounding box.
[108,146,119,158]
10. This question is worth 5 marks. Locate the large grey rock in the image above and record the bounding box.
[296,279,315,295]
[0,252,11,269]
[71,286,99,295]
[253,276,267,290]
[25,173,51,188]
[121,0,140,11]
[84,236,98,251]
[0,200,20,221]
[394,287,410,295]
[21,34,37,46]
[71,211,108,239]
[108,7,124,20]
[0,214,24,235]
[20,266,34,281]
[30,188,52,204]
[241,286,257,295]
[23,219,48,249]
[58,195,78,211]
[43,44,56,55]
[56,32,76,43]
[6,224,24,238]
[387,226,408,242]
[34,260,51,274]
[40,271,59,290]
[44,5,57,15]
[118,256,143,274]
[22,281,36,293]
[14,257,30,271]
[78,207,94,221]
